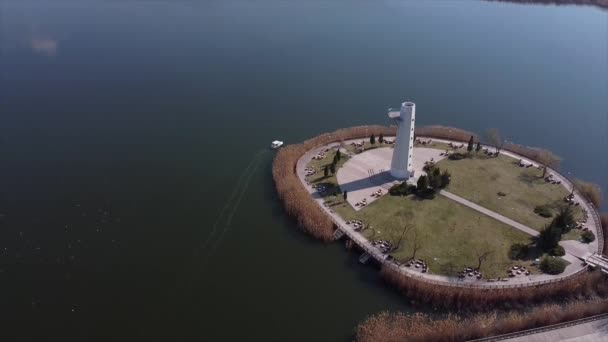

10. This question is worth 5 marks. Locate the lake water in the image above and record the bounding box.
[0,0,606,340]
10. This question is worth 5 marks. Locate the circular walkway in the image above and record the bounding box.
[296,136,602,288]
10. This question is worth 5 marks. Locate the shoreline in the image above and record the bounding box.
[485,0,608,10]
[295,135,601,288]
[272,125,607,310]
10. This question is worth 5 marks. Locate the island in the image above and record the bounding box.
[272,101,608,341]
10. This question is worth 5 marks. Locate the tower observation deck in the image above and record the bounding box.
[388,101,415,179]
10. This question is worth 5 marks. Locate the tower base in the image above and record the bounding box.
[390,168,411,180]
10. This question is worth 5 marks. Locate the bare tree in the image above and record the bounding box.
[475,249,493,270]
[485,128,505,156]
[395,223,410,251]
[409,228,423,260]
[394,214,412,251]
[535,149,561,178]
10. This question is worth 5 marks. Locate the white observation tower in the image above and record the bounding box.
[388,101,416,179]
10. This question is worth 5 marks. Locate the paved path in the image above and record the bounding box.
[439,189,586,280]
[495,316,608,342]
[439,190,540,237]
[295,136,594,287]
[336,147,445,211]
[428,137,602,256]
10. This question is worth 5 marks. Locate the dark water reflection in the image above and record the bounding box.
[0,0,606,341]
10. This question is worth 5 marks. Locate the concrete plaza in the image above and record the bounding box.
[336,147,445,210]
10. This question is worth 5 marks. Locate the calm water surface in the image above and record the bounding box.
[0,0,607,340]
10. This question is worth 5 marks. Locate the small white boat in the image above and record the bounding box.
[270,140,284,149]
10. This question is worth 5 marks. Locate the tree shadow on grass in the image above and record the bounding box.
[546,199,568,211]
[521,244,544,262]
[437,261,462,277]
[517,172,544,188]
[310,173,333,184]
[328,200,345,208]
[473,153,495,161]
[311,182,341,199]
[313,181,335,188]
[407,192,437,201]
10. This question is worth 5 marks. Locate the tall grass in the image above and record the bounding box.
[380,266,608,311]
[415,125,478,142]
[272,125,396,241]
[574,179,604,208]
[502,142,563,170]
[273,124,606,306]
[503,142,545,162]
[356,295,608,342]
[602,213,608,256]
[500,142,603,208]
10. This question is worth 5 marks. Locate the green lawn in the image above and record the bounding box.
[562,229,583,242]
[307,145,571,278]
[414,140,452,151]
[435,153,582,231]
[329,194,533,278]
[305,149,350,198]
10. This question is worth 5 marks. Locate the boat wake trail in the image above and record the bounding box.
[196,150,264,254]
[200,152,264,266]
[181,150,265,290]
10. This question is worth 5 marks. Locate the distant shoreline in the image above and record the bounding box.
[486,0,608,10]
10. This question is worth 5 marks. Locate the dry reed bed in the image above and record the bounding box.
[272,125,475,241]
[356,296,608,342]
[421,127,603,209]
[273,124,606,309]
[415,125,478,142]
[272,125,396,241]
[422,128,602,210]
[380,266,608,312]
[503,143,603,252]
[273,123,602,239]
[501,142,603,208]
[602,213,608,256]
[572,179,603,209]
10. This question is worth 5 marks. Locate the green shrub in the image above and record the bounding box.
[415,175,436,199]
[389,183,404,196]
[540,257,567,275]
[448,153,467,160]
[581,230,596,243]
[497,192,507,197]
[509,243,529,260]
[534,205,553,218]
[550,245,565,256]
[389,182,415,196]
[537,224,561,251]
[440,169,451,188]
[553,206,575,233]
[538,207,577,251]
[417,175,429,191]
[423,163,435,173]
[429,168,442,189]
